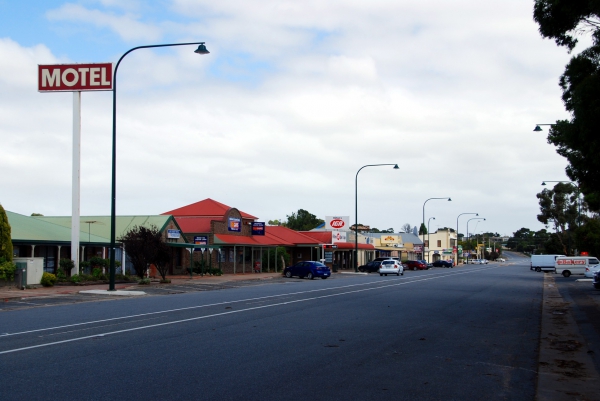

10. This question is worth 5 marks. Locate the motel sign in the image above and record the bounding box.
[38,63,113,92]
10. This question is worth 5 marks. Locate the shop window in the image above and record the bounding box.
[437,240,442,247]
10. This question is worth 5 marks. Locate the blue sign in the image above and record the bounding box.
[228,217,241,232]
[251,222,265,235]
[194,236,208,252]
[167,229,180,239]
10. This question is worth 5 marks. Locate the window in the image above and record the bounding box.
[424,240,429,247]
[590,258,599,265]
[437,240,442,247]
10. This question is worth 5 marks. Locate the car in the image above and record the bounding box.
[594,271,600,289]
[373,257,401,262]
[481,259,489,264]
[378,259,404,276]
[432,260,453,268]
[497,258,506,262]
[283,261,331,279]
[404,260,428,271]
[358,260,383,273]
[584,264,600,278]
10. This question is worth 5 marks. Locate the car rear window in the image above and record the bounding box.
[382,261,395,265]
[313,262,327,267]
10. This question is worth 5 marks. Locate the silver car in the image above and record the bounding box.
[378,259,404,276]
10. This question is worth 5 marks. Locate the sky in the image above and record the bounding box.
[0,0,582,237]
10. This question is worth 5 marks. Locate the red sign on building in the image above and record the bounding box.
[38,63,113,92]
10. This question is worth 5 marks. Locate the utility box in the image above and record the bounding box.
[13,257,44,286]
[14,262,26,289]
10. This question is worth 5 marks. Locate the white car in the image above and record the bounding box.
[497,258,506,262]
[378,259,404,276]
[584,265,600,278]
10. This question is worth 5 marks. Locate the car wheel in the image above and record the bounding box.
[285,271,292,278]
[307,272,314,280]
[397,273,400,276]
[536,267,541,272]
[413,267,417,271]
[379,273,383,276]
[562,270,571,278]
[401,272,404,275]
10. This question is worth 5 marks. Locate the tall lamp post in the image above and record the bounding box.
[427,217,435,261]
[422,197,451,262]
[466,217,485,262]
[456,212,478,265]
[108,42,210,291]
[354,164,399,272]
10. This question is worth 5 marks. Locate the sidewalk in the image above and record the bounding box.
[0,272,284,301]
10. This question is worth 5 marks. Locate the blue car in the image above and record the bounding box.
[284,261,331,279]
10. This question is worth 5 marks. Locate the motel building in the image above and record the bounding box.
[6,199,381,277]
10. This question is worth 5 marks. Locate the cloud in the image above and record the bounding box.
[46,3,161,42]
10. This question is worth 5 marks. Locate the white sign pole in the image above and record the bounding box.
[71,91,81,276]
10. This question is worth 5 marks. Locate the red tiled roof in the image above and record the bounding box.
[267,226,322,245]
[300,231,332,244]
[162,198,257,219]
[173,217,213,233]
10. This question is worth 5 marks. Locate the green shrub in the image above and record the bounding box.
[92,267,102,278]
[70,274,81,283]
[138,278,151,285]
[41,272,57,287]
[59,258,75,273]
[0,258,17,281]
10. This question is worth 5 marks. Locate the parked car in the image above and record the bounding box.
[373,257,401,262]
[555,256,600,278]
[284,261,331,279]
[378,259,404,276]
[496,258,506,262]
[481,259,489,264]
[358,260,383,273]
[584,264,600,278]
[594,271,600,289]
[432,260,453,268]
[404,260,428,271]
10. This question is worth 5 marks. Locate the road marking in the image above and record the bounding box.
[0,266,494,338]
[0,266,498,355]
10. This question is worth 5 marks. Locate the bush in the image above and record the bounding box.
[59,258,75,273]
[138,278,151,285]
[0,258,17,281]
[41,272,57,287]
[92,267,102,278]
[70,274,81,284]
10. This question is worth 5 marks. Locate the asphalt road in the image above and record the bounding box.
[0,259,543,401]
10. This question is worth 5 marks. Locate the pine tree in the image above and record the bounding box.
[0,204,13,262]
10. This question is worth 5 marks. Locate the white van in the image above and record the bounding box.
[530,254,565,272]
[555,256,600,277]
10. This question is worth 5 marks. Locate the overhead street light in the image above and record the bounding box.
[428,217,435,261]
[456,212,478,264]
[422,197,451,262]
[108,42,210,291]
[354,164,399,272]
[466,217,485,262]
[533,124,554,132]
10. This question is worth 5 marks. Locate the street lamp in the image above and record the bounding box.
[354,163,399,272]
[456,212,478,264]
[108,42,210,291]
[428,217,435,261]
[533,124,555,132]
[422,197,451,262]
[466,217,485,262]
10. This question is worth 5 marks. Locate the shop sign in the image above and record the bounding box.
[194,236,208,252]
[251,222,265,235]
[167,229,180,239]
[324,252,333,263]
[38,63,113,92]
[325,216,349,230]
[413,245,423,252]
[228,217,241,232]
[381,235,401,246]
[332,231,346,243]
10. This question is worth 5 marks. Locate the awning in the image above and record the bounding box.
[331,242,375,250]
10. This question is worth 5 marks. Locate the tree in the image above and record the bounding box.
[537,182,580,255]
[261,246,290,272]
[419,223,427,235]
[267,219,284,226]
[0,204,12,262]
[534,1,600,211]
[575,218,600,256]
[119,225,168,279]
[401,223,412,233]
[285,209,324,231]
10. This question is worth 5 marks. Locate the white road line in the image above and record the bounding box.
[0,266,497,355]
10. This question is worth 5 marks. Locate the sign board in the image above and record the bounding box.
[413,245,423,252]
[167,229,180,239]
[251,222,265,235]
[228,217,241,232]
[332,231,347,243]
[325,216,349,230]
[557,259,586,265]
[38,63,113,92]
[194,236,208,252]
[380,235,400,246]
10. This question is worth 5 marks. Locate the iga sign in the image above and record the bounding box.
[325,216,349,230]
[38,63,113,92]
[332,231,347,243]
